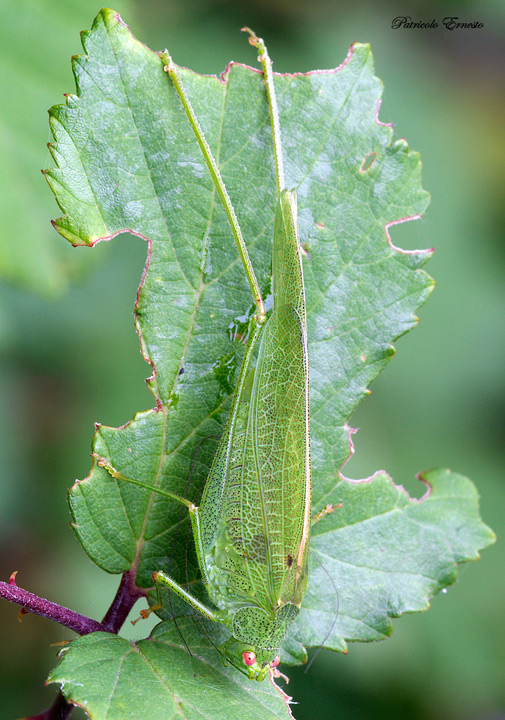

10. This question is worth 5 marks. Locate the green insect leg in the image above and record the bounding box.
[95,456,195,510]
[152,507,222,624]
[153,570,218,622]
[97,457,222,622]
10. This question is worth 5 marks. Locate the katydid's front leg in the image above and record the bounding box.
[151,316,263,610]
[98,457,232,625]
[152,503,218,622]
[96,320,262,629]
[153,570,217,621]
[95,42,267,631]
[95,457,194,510]
[95,458,219,620]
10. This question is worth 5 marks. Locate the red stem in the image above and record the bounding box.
[2,570,148,720]
[0,578,107,635]
[101,569,146,632]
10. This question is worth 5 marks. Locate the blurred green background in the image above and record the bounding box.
[0,0,503,718]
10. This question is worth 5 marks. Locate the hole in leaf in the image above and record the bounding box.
[360,152,377,172]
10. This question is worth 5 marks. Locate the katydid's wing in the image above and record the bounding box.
[242,190,310,610]
[198,191,309,613]
[244,311,308,608]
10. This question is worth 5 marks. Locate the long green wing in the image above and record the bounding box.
[200,190,310,613]
[247,189,310,609]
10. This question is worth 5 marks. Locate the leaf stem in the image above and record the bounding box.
[160,51,266,323]
[101,569,146,633]
[242,28,285,193]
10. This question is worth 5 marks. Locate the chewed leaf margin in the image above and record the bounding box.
[289,468,495,656]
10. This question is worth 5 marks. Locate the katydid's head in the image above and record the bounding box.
[220,637,280,681]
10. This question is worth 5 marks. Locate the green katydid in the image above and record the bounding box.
[100,30,311,682]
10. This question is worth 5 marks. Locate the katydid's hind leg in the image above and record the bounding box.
[162,53,265,324]
[241,28,285,195]
[132,505,213,624]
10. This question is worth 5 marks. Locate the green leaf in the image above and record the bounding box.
[292,469,495,652]
[44,7,494,713]
[48,623,294,720]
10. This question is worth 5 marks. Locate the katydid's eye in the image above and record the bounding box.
[242,651,256,666]
[271,655,280,668]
